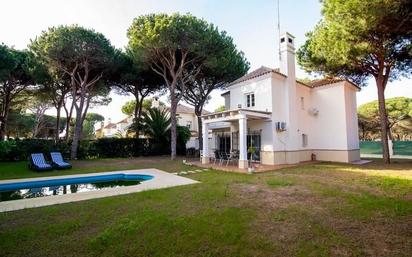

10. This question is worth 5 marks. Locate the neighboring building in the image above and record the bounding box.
[97,103,208,149]
[173,104,209,149]
[201,32,360,169]
[96,117,133,138]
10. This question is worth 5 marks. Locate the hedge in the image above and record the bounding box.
[0,138,187,161]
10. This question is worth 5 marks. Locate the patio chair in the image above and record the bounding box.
[213,150,220,165]
[50,152,72,170]
[226,151,239,166]
[219,152,229,166]
[29,153,53,171]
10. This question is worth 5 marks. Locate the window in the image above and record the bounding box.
[280,37,285,43]
[302,134,308,147]
[288,37,293,44]
[186,121,192,129]
[300,97,305,110]
[245,93,255,107]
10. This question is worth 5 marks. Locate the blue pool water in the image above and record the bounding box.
[0,173,153,202]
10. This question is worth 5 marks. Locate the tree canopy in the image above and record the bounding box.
[358,97,412,140]
[127,13,247,159]
[109,50,164,123]
[29,25,116,158]
[121,98,163,117]
[297,0,412,163]
[0,45,33,140]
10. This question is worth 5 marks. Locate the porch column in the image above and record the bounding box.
[201,122,210,164]
[238,115,248,169]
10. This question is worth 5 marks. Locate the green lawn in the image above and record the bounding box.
[0,158,411,257]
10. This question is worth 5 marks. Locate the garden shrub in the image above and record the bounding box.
[0,137,187,161]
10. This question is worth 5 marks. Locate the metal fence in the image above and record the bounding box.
[360,141,412,156]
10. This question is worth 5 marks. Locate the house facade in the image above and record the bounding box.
[201,32,360,169]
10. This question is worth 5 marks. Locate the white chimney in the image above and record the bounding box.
[152,97,160,108]
[280,32,300,154]
[279,32,296,81]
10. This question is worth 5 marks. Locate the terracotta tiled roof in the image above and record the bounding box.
[228,66,284,86]
[116,118,129,124]
[307,78,361,90]
[308,78,345,87]
[159,104,210,115]
[228,65,360,90]
[104,123,116,129]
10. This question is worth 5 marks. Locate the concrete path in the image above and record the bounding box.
[0,169,199,213]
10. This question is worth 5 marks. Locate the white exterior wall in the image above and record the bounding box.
[177,112,200,149]
[344,83,360,150]
[228,74,273,112]
[177,113,197,131]
[296,84,313,149]
[226,74,275,152]
[309,83,349,150]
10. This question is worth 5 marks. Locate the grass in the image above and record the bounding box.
[0,158,411,256]
[266,177,295,187]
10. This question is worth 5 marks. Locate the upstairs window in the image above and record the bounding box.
[302,134,308,147]
[245,93,255,108]
[300,97,305,110]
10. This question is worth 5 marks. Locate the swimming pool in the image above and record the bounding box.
[0,169,198,212]
[0,173,154,202]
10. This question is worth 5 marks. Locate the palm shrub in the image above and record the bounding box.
[140,108,171,141]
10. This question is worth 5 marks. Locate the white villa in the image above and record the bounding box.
[201,33,361,169]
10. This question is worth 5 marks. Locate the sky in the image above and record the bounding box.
[1,0,411,122]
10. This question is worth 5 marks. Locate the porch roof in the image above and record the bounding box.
[202,109,271,124]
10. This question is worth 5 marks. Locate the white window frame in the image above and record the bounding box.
[245,93,255,108]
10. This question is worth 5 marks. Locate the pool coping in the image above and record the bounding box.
[0,169,199,213]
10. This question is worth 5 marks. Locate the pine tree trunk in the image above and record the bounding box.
[64,100,75,142]
[55,100,63,143]
[376,77,390,164]
[70,89,85,159]
[170,96,177,160]
[0,93,11,140]
[70,105,83,159]
[195,108,203,150]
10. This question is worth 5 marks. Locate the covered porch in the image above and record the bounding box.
[201,109,271,169]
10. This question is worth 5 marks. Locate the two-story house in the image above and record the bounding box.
[201,33,360,169]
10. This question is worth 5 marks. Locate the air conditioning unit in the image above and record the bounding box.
[308,108,319,116]
[275,122,287,132]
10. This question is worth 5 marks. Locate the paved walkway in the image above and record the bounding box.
[0,169,199,213]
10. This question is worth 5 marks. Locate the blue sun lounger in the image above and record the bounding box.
[29,153,53,171]
[50,152,72,170]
